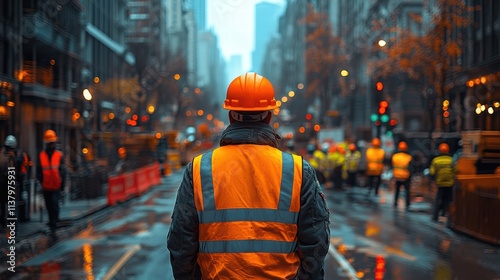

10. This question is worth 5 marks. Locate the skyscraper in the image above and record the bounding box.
[252,2,281,73]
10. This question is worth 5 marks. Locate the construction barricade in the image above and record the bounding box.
[107,163,163,206]
[107,174,128,206]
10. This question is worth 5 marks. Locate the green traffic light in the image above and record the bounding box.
[381,114,389,123]
[370,114,379,122]
[386,130,393,137]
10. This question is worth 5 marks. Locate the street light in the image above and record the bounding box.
[378,39,387,47]
[83,88,92,101]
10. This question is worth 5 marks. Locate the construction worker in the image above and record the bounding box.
[167,72,330,279]
[392,141,413,210]
[307,143,327,185]
[345,143,361,188]
[366,138,385,195]
[0,138,16,230]
[36,130,66,231]
[329,145,346,190]
[3,135,31,221]
[429,143,456,222]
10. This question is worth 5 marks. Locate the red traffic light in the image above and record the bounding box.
[379,100,389,108]
[375,120,381,126]
[378,107,386,115]
[305,113,313,121]
[390,119,397,126]
[376,81,384,91]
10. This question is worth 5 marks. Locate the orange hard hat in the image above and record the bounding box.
[338,146,345,155]
[372,138,381,147]
[438,143,450,154]
[328,145,337,153]
[44,129,58,143]
[222,72,278,111]
[118,147,127,159]
[348,143,356,151]
[398,141,408,151]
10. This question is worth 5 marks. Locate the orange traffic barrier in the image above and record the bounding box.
[123,171,137,198]
[135,167,150,194]
[148,163,161,186]
[107,174,127,206]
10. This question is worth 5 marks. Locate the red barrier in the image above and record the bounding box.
[107,174,127,206]
[148,163,161,186]
[135,167,150,194]
[124,172,137,198]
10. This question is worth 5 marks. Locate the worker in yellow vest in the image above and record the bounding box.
[345,143,361,188]
[167,73,330,279]
[392,141,414,210]
[429,143,456,222]
[366,138,385,195]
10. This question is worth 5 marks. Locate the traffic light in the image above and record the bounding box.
[378,100,389,115]
[376,81,384,92]
[305,113,313,121]
[375,120,381,127]
[389,119,397,127]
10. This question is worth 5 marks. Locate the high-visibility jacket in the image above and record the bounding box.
[39,150,63,190]
[430,155,455,187]
[366,147,385,176]
[392,152,412,180]
[192,145,302,279]
[345,150,361,173]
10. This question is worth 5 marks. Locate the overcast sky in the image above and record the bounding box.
[207,0,285,71]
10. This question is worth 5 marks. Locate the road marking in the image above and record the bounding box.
[328,239,359,280]
[102,245,141,280]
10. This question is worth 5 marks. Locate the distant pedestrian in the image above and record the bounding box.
[365,138,385,195]
[36,130,66,231]
[167,72,330,279]
[429,143,456,222]
[391,141,414,210]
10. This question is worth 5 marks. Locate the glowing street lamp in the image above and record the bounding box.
[83,88,92,101]
[378,39,387,47]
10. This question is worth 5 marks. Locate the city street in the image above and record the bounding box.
[3,170,500,280]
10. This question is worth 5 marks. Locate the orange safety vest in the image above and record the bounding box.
[366,147,385,176]
[392,152,412,180]
[193,145,302,279]
[40,150,63,190]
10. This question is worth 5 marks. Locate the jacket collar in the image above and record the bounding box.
[219,122,281,148]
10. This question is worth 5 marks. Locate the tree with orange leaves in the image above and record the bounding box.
[368,0,476,132]
[301,3,349,126]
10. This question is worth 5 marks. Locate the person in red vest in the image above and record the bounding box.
[36,129,66,231]
[167,72,330,279]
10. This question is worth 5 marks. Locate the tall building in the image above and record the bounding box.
[252,2,281,73]
[187,0,206,31]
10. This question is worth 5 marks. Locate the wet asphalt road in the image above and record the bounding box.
[6,171,500,280]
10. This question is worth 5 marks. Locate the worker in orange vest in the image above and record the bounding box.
[391,141,414,210]
[167,73,330,279]
[366,138,385,195]
[36,130,66,231]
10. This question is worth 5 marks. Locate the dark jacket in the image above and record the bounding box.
[167,121,331,279]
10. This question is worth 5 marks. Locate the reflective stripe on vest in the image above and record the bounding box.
[392,152,412,180]
[193,145,302,279]
[40,150,62,190]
